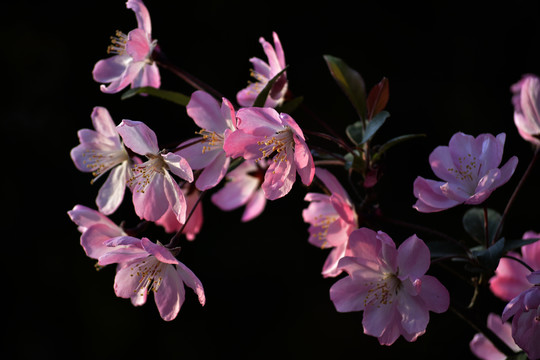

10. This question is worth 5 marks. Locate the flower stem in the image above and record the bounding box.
[502,254,534,272]
[493,145,540,242]
[167,190,206,249]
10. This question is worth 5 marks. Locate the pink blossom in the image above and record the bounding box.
[469,313,521,360]
[511,74,540,146]
[303,167,358,277]
[98,237,206,321]
[223,107,314,200]
[237,32,287,108]
[116,120,193,224]
[67,204,127,260]
[92,0,160,94]
[155,183,204,240]
[502,270,540,360]
[70,107,131,215]
[211,159,268,222]
[490,231,540,301]
[329,228,450,345]
[413,132,518,213]
[176,91,237,191]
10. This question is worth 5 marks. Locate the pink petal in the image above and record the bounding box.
[195,152,229,190]
[163,172,187,224]
[96,163,128,215]
[117,120,159,155]
[470,333,506,360]
[413,177,461,212]
[363,302,397,338]
[176,261,206,306]
[396,289,430,335]
[315,167,350,202]
[126,0,152,34]
[329,276,368,312]
[418,275,450,313]
[162,152,194,182]
[211,174,259,211]
[487,313,521,352]
[126,28,151,61]
[67,204,118,232]
[92,54,130,83]
[429,145,460,183]
[235,107,282,134]
[176,138,217,170]
[154,265,184,321]
[222,130,261,159]
[80,224,123,259]
[523,232,540,270]
[141,238,178,264]
[133,62,160,89]
[294,136,315,186]
[262,159,295,200]
[131,173,169,221]
[242,188,266,222]
[91,106,119,140]
[397,235,430,280]
[187,90,228,133]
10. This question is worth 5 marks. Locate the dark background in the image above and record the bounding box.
[5,1,540,359]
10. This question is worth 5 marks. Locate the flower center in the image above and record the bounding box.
[311,214,339,248]
[130,256,166,295]
[447,154,481,183]
[257,127,294,163]
[364,273,402,308]
[83,148,129,184]
[128,154,167,193]
[197,129,224,153]
[107,30,128,55]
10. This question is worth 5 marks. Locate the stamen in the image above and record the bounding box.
[197,129,224,154]
[130,257,166,294]
[364,273,401,308]
[107,30,128,55]
[128,155,167,193]
[256,127,294,164]
[311,214,339,245]
[82,148,129,184]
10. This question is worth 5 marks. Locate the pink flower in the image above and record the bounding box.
[155,183,204,240]
[469,313,521,360]
[67,204,127,260]
[413,132,518,213]
[70,107,131,215]
[211,159,268,222]
[237,32,287,108]
[329,228,450,345]
[303,167,358,277]
[92,0,160,94]
[98,237,206,321]
[502,270,540,360]
[223,107,314,200]
[176,91,237,191]
[117,120,193,224]
[511,74,540,146]
[490,231,540,301]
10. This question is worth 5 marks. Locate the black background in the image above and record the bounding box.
[6,1,540,359]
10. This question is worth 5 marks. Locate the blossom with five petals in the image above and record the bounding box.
[98,237,206,321]
[490,231,540,301]
[413,132,518,212]
[511,74,540,146]
[92,0,160,94]
[303,167,358,277]
[67,204,127,260]
[211,159,268,222]
[501,270,540,360]
[469,313,521,360]
[223,107,314,200]
[116,120,193,224]
[329,228,450,345]
[176,90,237,191]
[70,107,131,215]
[237,32,288,108]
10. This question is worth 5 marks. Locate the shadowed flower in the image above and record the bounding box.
[502,270,540,360]
[70,107,131,215]
[98,237,205,321]
[511,74,540,146]
[303,167,358,277]
[237,32,287,108]
[413,132,518,213]
[92,0,160,94]
[223,107,314,200]
[330,228,449,345]
[470,313,521,360]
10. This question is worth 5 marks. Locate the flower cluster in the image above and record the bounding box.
[69,0,540,358]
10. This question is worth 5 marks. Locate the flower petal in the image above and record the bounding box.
[117,120,159,155]
[397,235,430,280]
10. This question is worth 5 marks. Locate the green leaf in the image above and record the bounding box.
[344,151,365,173]
[366,77,389,120]
[462,207,501,244]
[253,66,289,107]
[506,352,529,360]
[503,236,540,253]
[323,55,367,119]
[360,110,390,144]
[121,87,190,106]
[345,121,364,145]
[427,241,467,259]
[371,133,426,163]
[472,237,506,271]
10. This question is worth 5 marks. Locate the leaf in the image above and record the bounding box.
[253,66,289,108]
[366,77,389,120]
[344,151,365,173]
[371,133,426,163]
[472,237,506,271]
[503,236,540,253]
[323,55,367,119]
[345,121,364,145]
[506,352,529,360]
[427,241,467,259]
[360,110,390,144]
[462,207,501,244]
[121,87,190,106]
